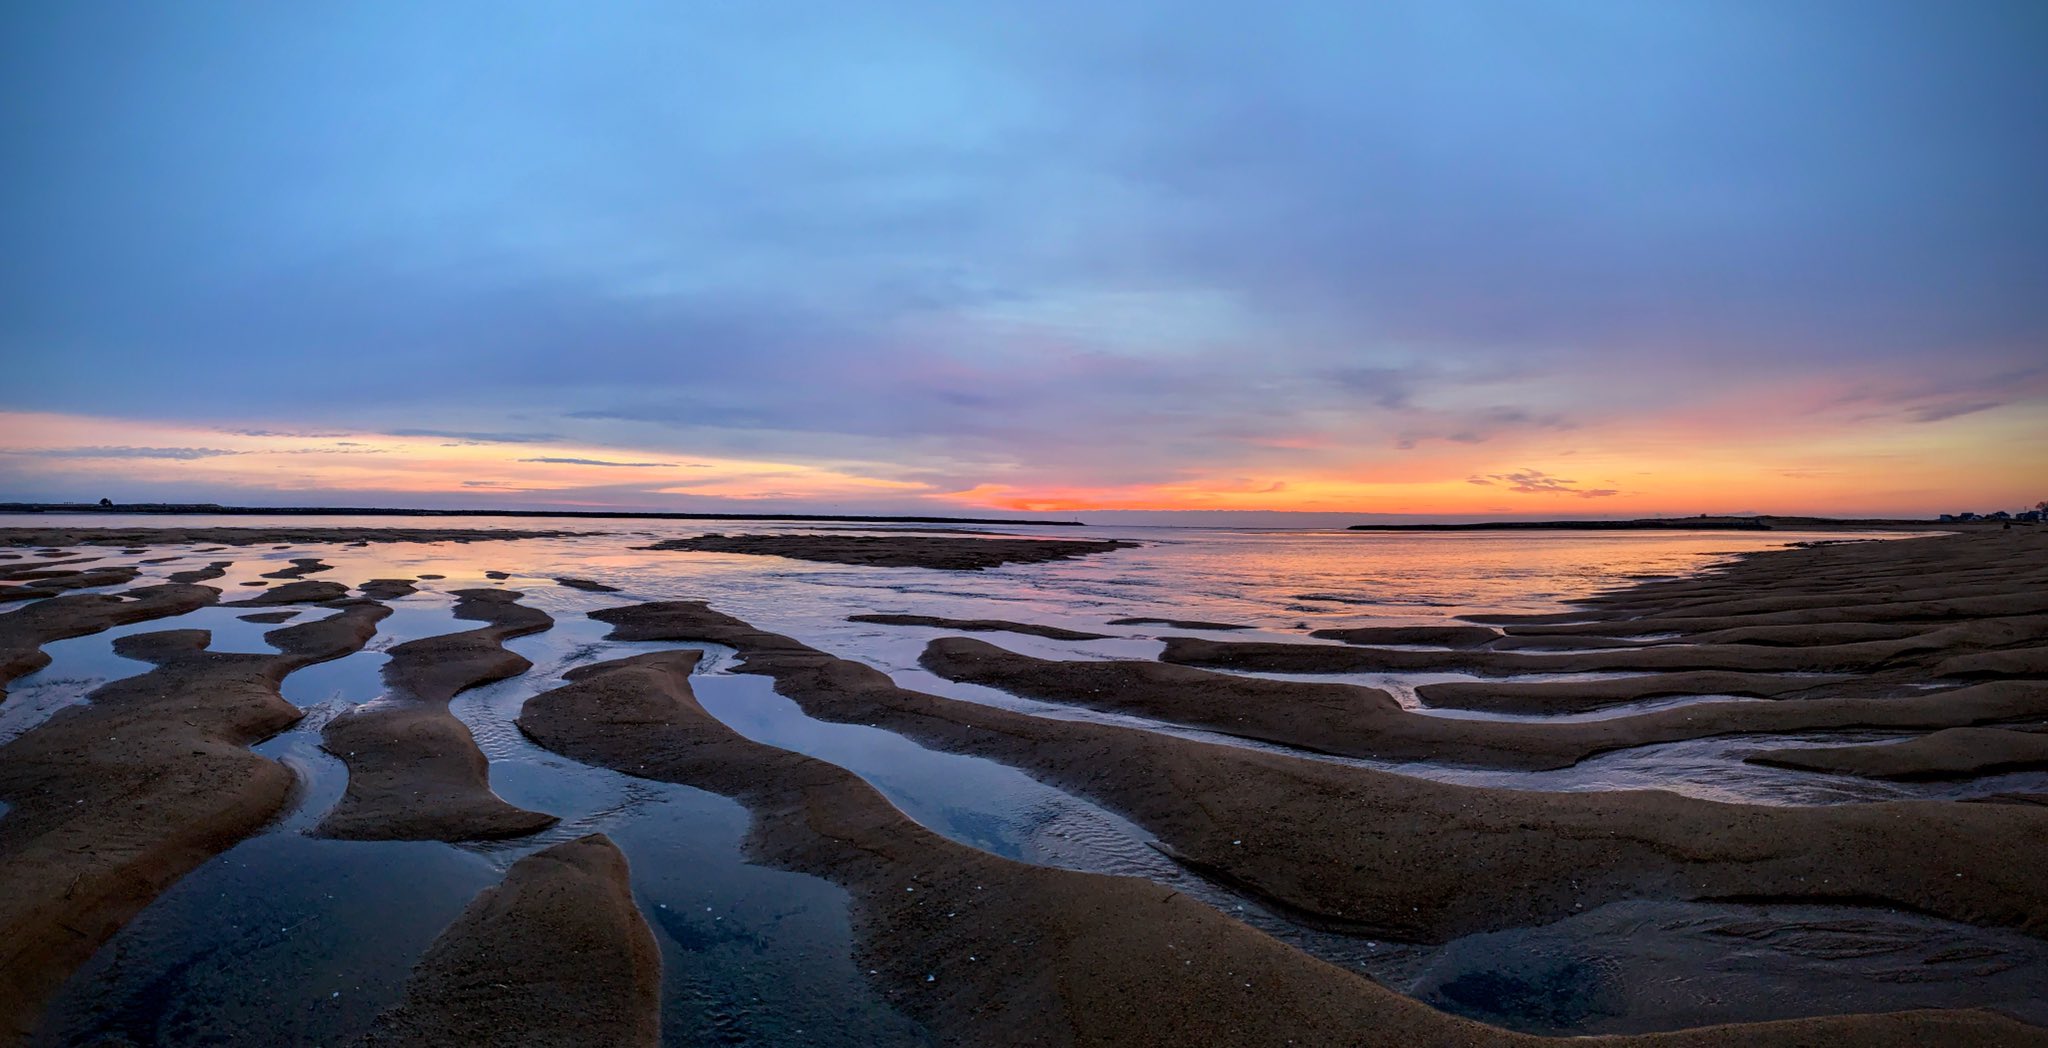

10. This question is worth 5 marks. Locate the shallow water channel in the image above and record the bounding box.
[10,523,2044,1043]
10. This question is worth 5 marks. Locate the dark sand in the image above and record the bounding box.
[587,599,2048,949]
[921,637,2047,770]
[0,583,220,700]
[518,644,2039,1046]
[1748,727,2048,781]
[0,605,385,1037]
[1411,670,1840,714]
[849,613,1113,641]
[167,560,233,584]
[552,576,619,592]
[1312,624,1504,647]
[639,532,1137,570]
[0,557,99,581]
[3,526,2044,1044]
[358,834,659,1047]
[236,610,300,624]
[259,557,332,579]
[223,579,353,606]
[1107,616,1256,630]
[0,564,143,603]
[357,578,421,600]
[315,589,556,841]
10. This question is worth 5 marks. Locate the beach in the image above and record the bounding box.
[1,516,2043,1045]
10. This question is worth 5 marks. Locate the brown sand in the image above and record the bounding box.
[586,600,2048,948]
[357,834,659,1047]
[315,589,556,841]
[260,557,333,579]
[850,613,1113,641]
[357,578,421,600]
[517,647,2041,1046]
[0,557,100,581]
[1107,616,1255,630]
[552,576,620,592]
[0,604,386,1037]
[920,637,2047,770]
[639,532,1137,570]
[1748,727,2048,781]
[167,560,233,584]
[1311,625,1505,647]
[0,583,220,701]
[0,565,143,603]
[223,580,353,606]
[1411,671,1845,715]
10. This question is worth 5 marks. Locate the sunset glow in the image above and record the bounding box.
[4,3,2043,521]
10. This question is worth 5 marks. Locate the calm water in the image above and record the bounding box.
[15,514,2036,1043]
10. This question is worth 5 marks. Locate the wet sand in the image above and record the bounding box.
[590,599,2048,949]
[358,834,659,1047]
[1,524,2043,1043]
[1747,727,2048,781]
[225,579,353,605]
[0,583,220,700]
[316,590,557,841]
[1107,616,1255,630]
[260,557,333,579]
[640,532,1138,569]
[0,605,385,1037]
[920,637,2045,769]
[850,613,1113,641]
[520,640,2040,1046]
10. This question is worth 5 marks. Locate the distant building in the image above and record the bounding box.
[1939,514,1957,522]
[1956,512,1980,521]
[1988,510,2012,520]
[2018,510,2043,523]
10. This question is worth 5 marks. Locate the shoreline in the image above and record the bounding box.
[3,525,2043,1041]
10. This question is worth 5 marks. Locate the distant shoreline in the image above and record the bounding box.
[1347,515,1980,532]
[0,502,1083,528]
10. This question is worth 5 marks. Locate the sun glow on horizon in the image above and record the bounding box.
[3,404,2039,520]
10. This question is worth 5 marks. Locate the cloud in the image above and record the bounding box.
[14,445,244,460]
[518,456,678,468]
[387,428,561,444]
[221,428,352,438]
[1472,469,1619,498]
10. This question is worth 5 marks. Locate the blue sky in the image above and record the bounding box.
[3,1,2044,518]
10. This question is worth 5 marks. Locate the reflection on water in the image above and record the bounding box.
[18,514,2029,1042]
[1412,899,2048,1034]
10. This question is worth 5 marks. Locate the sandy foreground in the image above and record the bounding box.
[0,525,2043,1044]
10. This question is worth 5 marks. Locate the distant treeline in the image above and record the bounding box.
[1341,515,1990,532]
[1347,519,1775,532]
[0,502,1083,527]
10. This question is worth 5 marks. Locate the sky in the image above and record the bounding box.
[2,0,2044,523]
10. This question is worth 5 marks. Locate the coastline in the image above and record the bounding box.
[1,524,2043,1041]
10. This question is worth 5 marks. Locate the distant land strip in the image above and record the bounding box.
[1347,515,1991,532]
[0,502,1083,527]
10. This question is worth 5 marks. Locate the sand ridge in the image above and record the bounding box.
[583,598,2048,949]
[357,834,660,1047]
[0,602,388,1038]
[315,589,557,841]
[517,644,2044,1046]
